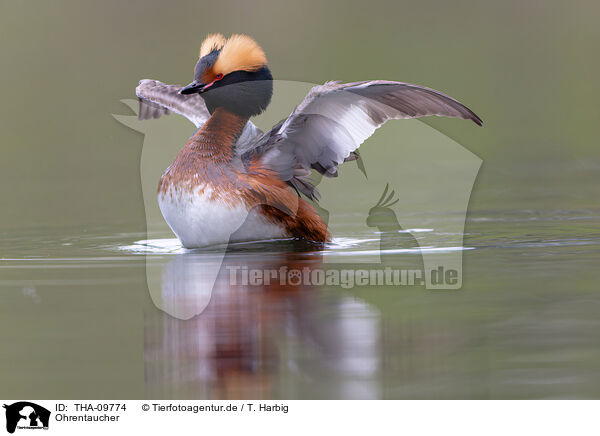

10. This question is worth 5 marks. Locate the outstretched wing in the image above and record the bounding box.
[245,80,482,199]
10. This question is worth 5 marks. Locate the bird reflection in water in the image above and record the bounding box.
[144,241,381,399]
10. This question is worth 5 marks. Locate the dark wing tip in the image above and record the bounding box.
[349,81,484,127]
[466,109,483,126]
[420,85,483,126]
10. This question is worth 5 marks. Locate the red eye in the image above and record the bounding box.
[215,73,223,80]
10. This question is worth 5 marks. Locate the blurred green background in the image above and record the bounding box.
[1,0,599,399]
[1,0,598,230]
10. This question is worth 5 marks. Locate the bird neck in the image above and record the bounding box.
[186,107,248,162]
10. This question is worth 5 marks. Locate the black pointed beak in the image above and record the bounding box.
[180,81,205,95]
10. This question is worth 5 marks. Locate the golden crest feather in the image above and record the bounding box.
[199,33,226,57]
[213,34,267,75]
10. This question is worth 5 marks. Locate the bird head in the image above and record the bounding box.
[180,33,273,117]
[366,184,400,229]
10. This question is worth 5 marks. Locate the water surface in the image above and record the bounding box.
[2,199,598,399]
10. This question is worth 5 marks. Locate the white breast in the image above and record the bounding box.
[158,185,288,248]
